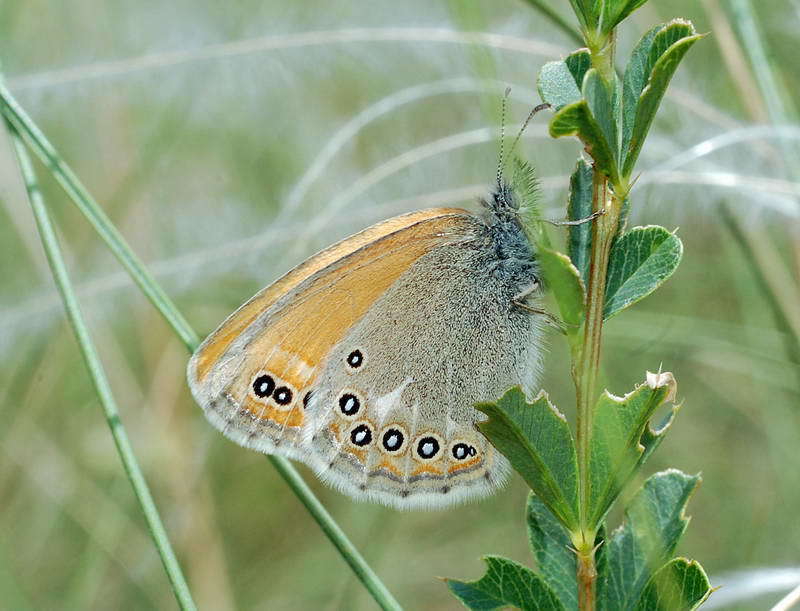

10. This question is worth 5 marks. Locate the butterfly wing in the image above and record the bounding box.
[302,226,545,509]
[187,208,477,460]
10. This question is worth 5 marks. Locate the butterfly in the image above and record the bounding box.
[187,158,547,510]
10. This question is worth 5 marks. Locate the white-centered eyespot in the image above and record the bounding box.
[414,433,444,461]
[344,348,366,371]
[337,389,364,419]
[449,440,479,462]
[348,421,373,448]
[250,371,276,401]
[379,425,408,455]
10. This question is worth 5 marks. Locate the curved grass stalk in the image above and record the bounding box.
[291,123,547,258]
[6,121,197,611]
[0,82,402,611]
[280,77,530,218]
[0,81,199,353]
[6,28,564,92]
[517,0,583,45]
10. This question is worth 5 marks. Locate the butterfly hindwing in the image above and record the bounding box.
[187,208,477,460]
[303,228,545,508]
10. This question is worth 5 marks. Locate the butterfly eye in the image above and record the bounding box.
[380,427,406,454]
[415,435,441,460]
[338,391,362,418]
[349,423,373,447]
[273,386,293,406]
[345,349,365,369]
[252,374,275,399]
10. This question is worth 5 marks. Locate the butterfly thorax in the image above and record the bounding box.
[480,182,539,289]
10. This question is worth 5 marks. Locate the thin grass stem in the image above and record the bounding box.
[727,0,797,126]
[518,0,583,45]
[268,456,402,611]
[719,205,800,365]
[5,120,198,611]
[0,81,199,352]
[0,78,402,611]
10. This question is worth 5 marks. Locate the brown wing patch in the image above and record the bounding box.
[241,397,305,428]
[411,464,445,477]
[375,459,403,478]
[447,456,482,474]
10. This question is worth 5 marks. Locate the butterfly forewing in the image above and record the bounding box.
[187,208,476,460]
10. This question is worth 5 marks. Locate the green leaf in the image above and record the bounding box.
[583,69,622,164]
[597,470,701,610]
[538,61,582,111]
[603,225,683,319]
[566,159,594,283]
[539,247,584,334]
[622,20,703,176]
[601,0,651,35]
[633,558,712,610]
[550,103,618,184]
[566,0,593,32]
[476,388,579,530]
[526,495,577,611]
[549,69,621,183]
[622,24,662,161]
[588,371,679,527]
[565,48,592,89]
[447,556,564,610]
[536,48,593,111]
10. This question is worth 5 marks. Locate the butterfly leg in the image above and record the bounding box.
[545,208,604,227]
[512,286,568,333]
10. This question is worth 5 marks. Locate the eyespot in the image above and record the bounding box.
[349,423,373,447]
[273,386,293,406]
[252,374,275,399]
[451,442,477,461]
[345,349,364,370]
[302,390,313,409]
[381,427,406,454]
[338,390,362,418]
[415,435,442,461]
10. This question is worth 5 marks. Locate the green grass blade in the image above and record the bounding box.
[269,456,402,611]
[1,80,402,611]
[6,121,198,611]
[518,0,584,45]
[727,0,797,127]
[0,81,199,352]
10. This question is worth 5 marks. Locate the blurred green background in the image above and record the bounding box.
[1,0,799,609]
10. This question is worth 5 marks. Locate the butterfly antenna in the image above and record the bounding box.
[509,102,551,159]
[496,87,511,190]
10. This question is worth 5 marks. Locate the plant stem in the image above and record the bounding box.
[0,81,200,353]
[587,30,616,84]
[573,172,617,610]
[576,545,598,611]
[573,23,620,611]
[6,121,197,611]
[518,0,584,46]
[269,457,402,611]
[0,79,402,611]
